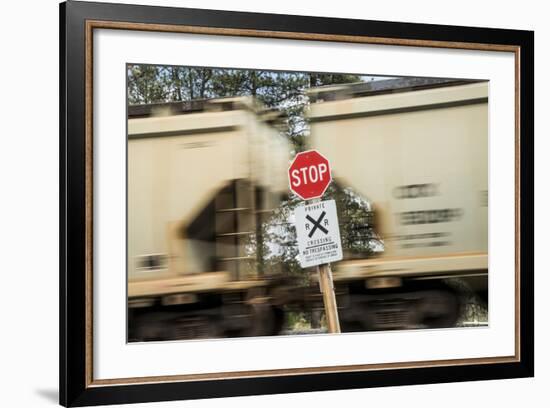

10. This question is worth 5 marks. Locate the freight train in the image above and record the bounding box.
[127,78,488,341]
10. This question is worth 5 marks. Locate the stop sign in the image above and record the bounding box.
[288,150,332,200]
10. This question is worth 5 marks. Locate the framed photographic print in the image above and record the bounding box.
[59,0,534,406]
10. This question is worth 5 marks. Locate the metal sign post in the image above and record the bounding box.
[289,151,342,334]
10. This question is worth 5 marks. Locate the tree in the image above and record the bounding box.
[127,65,171,104]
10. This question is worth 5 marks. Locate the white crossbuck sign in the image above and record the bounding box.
[294,199,343,268]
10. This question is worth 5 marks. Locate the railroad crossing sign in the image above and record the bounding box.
[295,200,343,268]
[288,150,332,200]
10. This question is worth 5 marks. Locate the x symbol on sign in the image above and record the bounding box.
[306,211,329,238]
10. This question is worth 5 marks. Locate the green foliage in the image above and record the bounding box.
[325,183,381,257]
[308,73,365,87]
[127,65,171,104]
[285,311,312,331]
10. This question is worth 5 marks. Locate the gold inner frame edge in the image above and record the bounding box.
[83,19,522,388]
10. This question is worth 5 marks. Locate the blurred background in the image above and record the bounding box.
[127,65,488,342]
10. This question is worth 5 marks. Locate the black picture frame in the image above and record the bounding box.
[60,1,534,406]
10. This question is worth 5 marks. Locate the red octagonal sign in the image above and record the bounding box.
[288,150,332,200]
